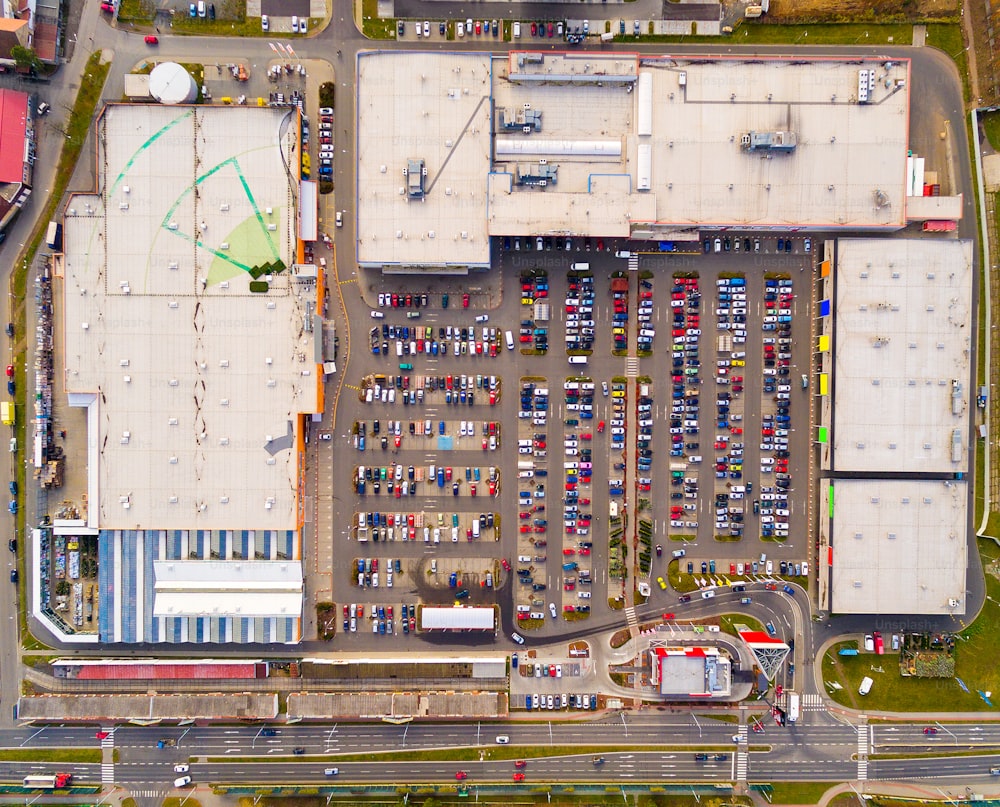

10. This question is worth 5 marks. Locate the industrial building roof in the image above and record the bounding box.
[826,479,967,615]
[356,53,912,269]
[61,104,320,533]
[831,238,973,474]
[356,51,493,270]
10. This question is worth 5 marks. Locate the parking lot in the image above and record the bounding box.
[327,235,816,646]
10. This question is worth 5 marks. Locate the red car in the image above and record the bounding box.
[4,365,12,378]
[562,548,575,555]
[513,773,525,782]
[514,760,527,769]
[922,727,938,735]
[597,421,605,433]
[456,771,468,780]
[662,612,675,620]
[143,35,158,44]
[579,547,591,555]
[501,558,511,571]
[462,293,470,308]
[519,526,530,534]
[530,22,537,35]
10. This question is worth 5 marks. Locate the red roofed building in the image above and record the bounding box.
[648,644,732,698]
[0,87,32,236]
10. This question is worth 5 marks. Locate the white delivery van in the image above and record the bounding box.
[505,330,514,350]
[571,263,590,271]
[858,676,873,696]
[471,519,480,539]
[568,356,588,365]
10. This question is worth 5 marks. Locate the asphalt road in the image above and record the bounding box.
[3,719,1000,786]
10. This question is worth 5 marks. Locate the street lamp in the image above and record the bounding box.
[854,31,869,43]
[794,31,808,44]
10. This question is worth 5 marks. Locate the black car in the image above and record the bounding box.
[694,753,708,761]
[678,594,692,603]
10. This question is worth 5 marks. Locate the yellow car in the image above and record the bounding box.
[657,576,667,590]
[521,297,534,305]
[732,359,746,367]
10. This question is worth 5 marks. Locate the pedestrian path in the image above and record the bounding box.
[626,356,638,376]
[627,254,639,272]
[101,762,115,783]
[100,727,116,749]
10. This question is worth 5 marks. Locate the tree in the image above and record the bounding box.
[10,45,42,73]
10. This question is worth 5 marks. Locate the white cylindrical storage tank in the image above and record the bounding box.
[149,62,198,105]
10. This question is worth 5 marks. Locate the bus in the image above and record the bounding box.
[787,692,800,723]
[23,773,72,788]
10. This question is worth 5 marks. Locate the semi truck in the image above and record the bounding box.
[23,774,73,788]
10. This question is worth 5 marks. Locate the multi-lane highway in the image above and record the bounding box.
[1,719,1000,786]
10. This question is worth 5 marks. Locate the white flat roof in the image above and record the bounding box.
[62,104,319,533]
[490,55,910,236]
[356,51,493,269]
[359,54,910,269]
[828,479,967,615]
[832,238,973,473]
[153,560,302,618]
[420,606,495,630]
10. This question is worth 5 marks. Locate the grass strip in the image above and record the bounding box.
[0,749,101,762]
[205,743,757,764]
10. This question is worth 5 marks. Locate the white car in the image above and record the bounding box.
[423,21,430,36]
[549,602,557,618]
[765,560,773,575]
[173,764,190,774]
[261,14,269,30]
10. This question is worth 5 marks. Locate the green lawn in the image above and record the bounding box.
[983,112,1000,152]
[0,748,100,762]
[767,782,838,805]
[824,543,1000,711]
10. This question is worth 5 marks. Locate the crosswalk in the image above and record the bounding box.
[735,723,749,781]
[802,692,824,710]
[100,728,116,783]
[628,254,639,272]
[624,605,638,631]
[857,722,870,781]
[131,790,164,798]
[626,356,639,376]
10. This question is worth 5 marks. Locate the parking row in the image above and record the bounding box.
[354,463,499,498]
[561,376,596,618]
[519,270,550,354]
[515,377,550,626]
[667,275,702,542]
[369,322,506,360]
[713,275,748,540]
[354,509,498,544]
[758,277,796,538]
[565,269,596,354]
[343,602,418,635]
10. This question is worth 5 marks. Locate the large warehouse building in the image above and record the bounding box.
[58,104,321,644]
[816,238,973,615]
[354,52,941,273]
